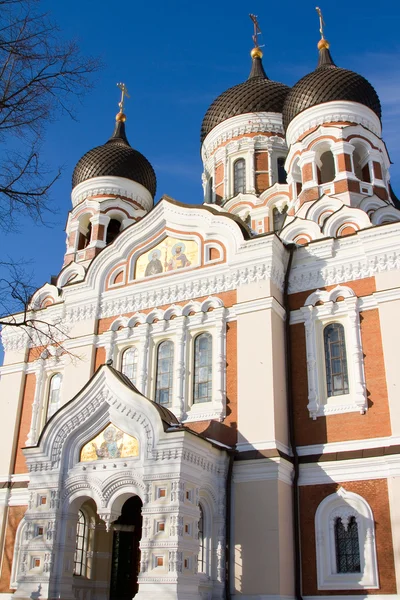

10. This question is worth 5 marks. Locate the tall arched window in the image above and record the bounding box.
[122,347,138,385]
[106,218,122,244]
[198,504,205,572]
[324,323,349,397]
[273,205,288,232]
[47,373,62,420]
[155,341,174,406]
[335,516,361,573]
[277,157,287,184]
[193,333,212,403]
[74,510,87,576]
[319,151,336,183]
[233,159,246,195]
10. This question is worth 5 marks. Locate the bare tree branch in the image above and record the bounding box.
[0,0,101,354]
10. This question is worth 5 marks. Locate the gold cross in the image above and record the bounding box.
[316,7,325,40]
[117,82,130,113]
[249,14,262,48]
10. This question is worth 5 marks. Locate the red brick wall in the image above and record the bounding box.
[288,278,376,311]
[185,320,237,446]
[13,374,35,475]
[299,479,396,595]
[0,505,27,592]
[97,290,237,334]
[291,307,391,446]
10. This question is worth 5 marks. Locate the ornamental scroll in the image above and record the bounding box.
[135,237,199,279]
[80,424,139,462]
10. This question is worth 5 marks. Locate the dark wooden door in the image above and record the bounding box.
[109,496,142,600]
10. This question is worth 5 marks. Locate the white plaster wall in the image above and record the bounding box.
[376,298,400,436]
[0,370,26,474]
[237,309,275,447]
[375,271,400,291]
[272,309,289,450]
[61,344,95,405]
[233,478,283,595]
[278,480,295,595]
[237,279,273,304]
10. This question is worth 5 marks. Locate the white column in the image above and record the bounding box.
[345,297,367,413]
[137,322,150,396]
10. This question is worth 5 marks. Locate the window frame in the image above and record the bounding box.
[299,286,367,419]
[233,158,246,196]
[46,372,62,421]
[74,510,87,577]
[193,332,213,404]
[154,340,175,407]
[315,488,379,590]
[121,346,139,386]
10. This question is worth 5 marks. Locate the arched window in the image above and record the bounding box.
[319,151,336,184]
[277,157,287,184]
[353,150,371,183]
[273,205,288,232]
[335,516,361,573]
[198,504,205,572]
[155,341,174,406]
[233,159,246,195]
[193,333,212,403]
[47,373,62,420]
[74,510,87,576]
[324,323,349,397]
[106,218,122,244]
[77,222,92,250]
[315,489,378,589]
[122,347,138,385]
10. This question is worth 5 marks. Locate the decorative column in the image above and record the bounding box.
[174,315,187,420]
[344,297,367,413]
[300,305,320,419]
[214,308,227,421]
[89,213,110,249]
[136,478,202,600]
[137,322,150,395]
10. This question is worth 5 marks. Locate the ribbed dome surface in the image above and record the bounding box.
[201,55,290,144]
[283,47,381,130]
[72,120,157,198]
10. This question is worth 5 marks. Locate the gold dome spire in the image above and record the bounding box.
[316,7,330,50]
[249,14,263,58]
[116,82,130,122]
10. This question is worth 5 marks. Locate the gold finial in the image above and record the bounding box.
[249,13,263,56]
[315,7,330,49]
[116,82,130,121]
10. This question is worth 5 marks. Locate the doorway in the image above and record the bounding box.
[109,495,143,600]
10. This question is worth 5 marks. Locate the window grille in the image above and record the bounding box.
[324,323,349,397]
[198,504,205,572]
[155,341,174,406]
[193,333,212,403]
[335,516,361,573]
[74,510,87,576]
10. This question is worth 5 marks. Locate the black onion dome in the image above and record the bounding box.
[72,118,157,198]
[283,46,381,131]
[200,52,290,144]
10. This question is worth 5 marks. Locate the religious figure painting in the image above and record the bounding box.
[135,237,199,279]
[80,424,139,462]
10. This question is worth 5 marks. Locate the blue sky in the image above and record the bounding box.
[2,0,400,316]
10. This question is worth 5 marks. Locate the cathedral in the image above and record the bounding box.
[1,11,400,600]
